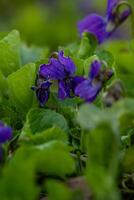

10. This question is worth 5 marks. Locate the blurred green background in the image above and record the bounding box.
[0,0,131,50]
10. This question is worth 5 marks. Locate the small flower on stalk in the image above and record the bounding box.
[39,51,84,100]
[78,0,132,43]
[75,60,114,102]
[32,77,52,107]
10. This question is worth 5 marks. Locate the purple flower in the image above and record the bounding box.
[39,51,84,100]
[0,122,12,163]
[78,0,131,43]
[75,60,114,102]
[32,78,52,107]
[0,121,12,144]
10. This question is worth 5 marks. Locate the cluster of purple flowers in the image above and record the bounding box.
[33,0,131,106]
[33,51,114,106]
[78,0,131,43]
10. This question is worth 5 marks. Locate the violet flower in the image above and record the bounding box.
[78,0,132,43]
[39,51,84,100]
[32,77,52,107]
[0,121,12,144]
[75,60,114,102]
[0,121,12,163]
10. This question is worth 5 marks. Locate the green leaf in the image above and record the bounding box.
[84,55,99,76]
[15,144,74,177]
[0,141,75,199]
[77,104,118,133]
[20,126,68,145]
[36,145,75,176]
[0,30,21,76]
[35,140,71,151]
[78,32,97,59]
[86,166,120,200]
[22,108,69,136]
[46,180,72,200]
[0,70,8,96]
[85,123,120,200]
[72,57,84,75]
[87,123,119,173]
[96,50,114,67]
[7,63,36,112]
[20,43,49,65]
[0,147,38,200]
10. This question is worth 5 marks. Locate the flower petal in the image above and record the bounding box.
[37,89,49,107]
[78,14,107,43]
[39,60,66,80]
[71,76,85,93]
[41,81,52,89]
[58,80,70,100]
[89,60,101,79]
[106,0,119,17]
[39,51,76,81]
[75,80,102,102]
[0,125,12,143]
[36,81,51,107]
[58,51,76,76]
